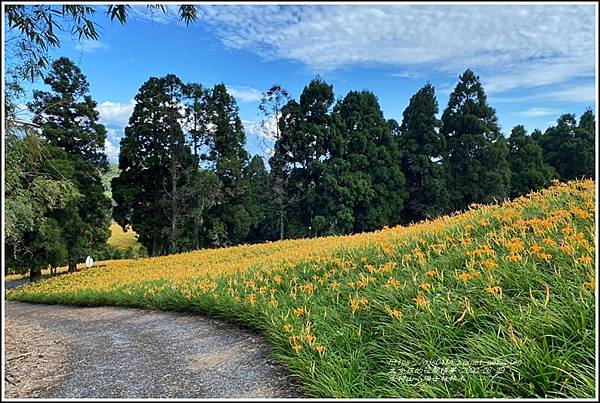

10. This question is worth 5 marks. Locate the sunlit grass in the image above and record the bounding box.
[5,222,143,281]
[7,179,596,397]
[5,266,71,282]
[106,222,143,254]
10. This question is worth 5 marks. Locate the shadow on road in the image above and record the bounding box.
[5,266,106,290]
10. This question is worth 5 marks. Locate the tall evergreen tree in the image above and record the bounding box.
[538,109,596,181]
[29,57,111,271]
[441,69,510,211]
[508,125,556,197]
[398,83,448,223]
[30,58,108,167]
[277,77,335,238]
[183,82,208,166]
[179,167,222,250]
[259,85,290,239]
[203,84,253,246]
[359,93,406,230]
[112,74,193,256]
[577,108,596,180]
[297,76,335,166]
[245,155,273,243]
[319,90,406,233]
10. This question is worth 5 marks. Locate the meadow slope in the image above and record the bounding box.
[7,179,596,398]
[106,222,145,256]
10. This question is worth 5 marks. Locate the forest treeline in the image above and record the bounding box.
[5,57,596,274]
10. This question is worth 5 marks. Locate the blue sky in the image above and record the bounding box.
[9,3,597,162]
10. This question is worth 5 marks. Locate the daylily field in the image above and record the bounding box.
[7,179,596,398]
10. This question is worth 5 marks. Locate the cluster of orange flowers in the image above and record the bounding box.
[7,179,596,359]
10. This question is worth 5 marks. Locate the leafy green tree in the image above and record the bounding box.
[259,84,291,239]
[398,83,449,222]
[183,83,208,166]
[112,75,194,256]
[179,168,223,250]
[4,133,79,279]
[29,57,108,167]
[5,218,69,281]
[356,93,406,230]
[297,76,335,166]
[538,110,596,181]
[245,155,273,243]
[441,69,511,211]
[508,125,557,197]
[577,109,596,180]
[101,163,120,202]
[29,57,111,271]
[203,84,253,246]
[4,5,199,271]
[320,90,406,233]
[277,77,335,238]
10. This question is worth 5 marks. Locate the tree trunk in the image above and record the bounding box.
[29,267,43,282]
[194,230,200,250]
[194,215,203,250]
[68,260,77,273]
[193,108,199,167]
[273,168,285,240]
[170,160,179,254]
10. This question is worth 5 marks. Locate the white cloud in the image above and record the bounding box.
[243,115,280,141]
[74,39,109,53]
[243,119,275,159]
[194,5,595,93]
[538,84,597,104]
[242,119,262,137]
[490,83,596,104]
[104,137,120,162]
[129,4,186,26]
[228,85,263,103]
[482,60,592,94]
[96,99,136,127]
[104,128,121,162]
[513,107,559,118]
[260,114,280,141]
[390,71,423,79]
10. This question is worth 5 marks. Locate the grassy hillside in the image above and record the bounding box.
[7,179,596,398]
[106,222,145,256]
[5,222,144,281]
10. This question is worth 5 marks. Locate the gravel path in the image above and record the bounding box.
[5,279,30,289]
[4,301,303,398]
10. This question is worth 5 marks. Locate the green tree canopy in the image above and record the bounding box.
[29,57,108,169]
[245,155,273,243]
[4,133,80,277]
[441,69,511,211]
[508,125,557,197]
[398,83,449,222]
[319,90,406,234]
[28,57,111,272]
[277,77,335,238]
[112,74,194,256]
[203,84,254,246]
[538,109,596,181]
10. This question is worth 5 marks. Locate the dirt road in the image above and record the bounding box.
[3,301,302,398]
